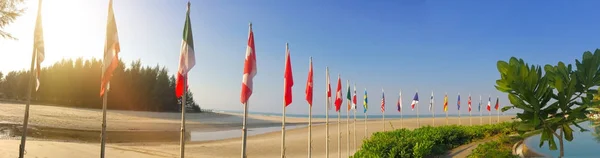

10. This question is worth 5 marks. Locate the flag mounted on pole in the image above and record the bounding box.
[429,91,434,112]
[494,97,499,111]
[175,2,196,99]
[284,43,293,107]
[34,1,45,91]
[240,22,256,158]
[346,80,351,111]
[240,24,257,104]
[487,96,491,112]
[363,89,368,113]
[443,94,448,112]
[352,84,357,110]
[468,94,472,112]
[381,89,385,113]
[457,94,461,110]
[411,92,419,110]
[100,0,121,97]
[396,91,401,112]
[305,57,313,106]
[326,68,332,110]
[334,75,342,112]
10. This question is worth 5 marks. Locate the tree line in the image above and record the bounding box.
[0,58,201,112]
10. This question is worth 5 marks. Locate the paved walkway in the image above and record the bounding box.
[440,138,495,158]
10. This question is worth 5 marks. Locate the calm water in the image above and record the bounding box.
[217,110,513,119]
[525,120,600,158]
[190,125,306,142]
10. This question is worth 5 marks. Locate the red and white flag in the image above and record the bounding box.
[100,0,121,96]
[305,57,313,106]
[326,67,332,110]
[334,75,342,112]
[240,24,256,104]
[381,89,385,113]
[468,94,472,112]
[34,0,45,91]
[352,84,357,109]
[284,43,294,107]
[175,2,196,98]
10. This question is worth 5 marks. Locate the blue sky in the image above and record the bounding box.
[1,0,599,115]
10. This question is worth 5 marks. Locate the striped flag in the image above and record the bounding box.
[363,88,368,113]
[468,94,472,112]
[381,89,385,113]
[352,84,357,109]
[240,23,257,104]
[487,96,491,112]
[326,67,331,110]
[429,91,434,112]
[457,94,461,110]
[34,0,45,91]
[411,92,419,110]
[100,0,121,96]
[305,57,313,106]
[495,97,499,111]
[346,80,351,111]
[283,43,293,107]
[397,91,402,112]
[334,75,342,112]
[443,94,448,112]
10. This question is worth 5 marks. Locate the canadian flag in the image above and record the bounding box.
[240,23,256,104]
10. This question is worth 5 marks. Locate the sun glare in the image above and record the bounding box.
[0,0,109,72]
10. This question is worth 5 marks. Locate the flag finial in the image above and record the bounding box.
[187,1,191,9]
[249,22,252,27]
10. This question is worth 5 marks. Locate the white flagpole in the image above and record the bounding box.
[479,95,482,125]
[282,100,286,158]
[416,89,419,127]
[101,85,109,158]
[497,96,500,123]
[399,89,402,129]
[337,111,341,158]
[353,108,356,154]
[364,112,367,139]
[383,88,386,131]
[325,67,330,158]
[469,94,472,126]
[179,79,187,158]
[309,101,312,158]
[431,91,435,126]
[458,93,461,125]
[488,95,491,124]
[346,81,350,158]
[241,101,249,158]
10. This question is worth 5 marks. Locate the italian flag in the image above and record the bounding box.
[175,2,196,98]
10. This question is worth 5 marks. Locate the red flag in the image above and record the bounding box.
[305,57,313,106]
[334,75,342,111]
[240,23,257,104]
[284,43,293,107]
[100,0,121,97]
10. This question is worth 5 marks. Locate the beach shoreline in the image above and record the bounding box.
[0,103,516,157]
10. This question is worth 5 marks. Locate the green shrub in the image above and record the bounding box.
[354,122,517,158]
[467,134,520,158]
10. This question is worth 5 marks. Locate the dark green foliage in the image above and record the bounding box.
[0,58,201,112]
[495,50,600,157]
[354,122,517,158]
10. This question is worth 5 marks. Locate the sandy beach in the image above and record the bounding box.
[0,103,514,157]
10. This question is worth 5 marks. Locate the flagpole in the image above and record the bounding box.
[346,103,350,157]
[480,95,482,125]
[337,111,341,158]
[100,88,109,158]
[18,34,38,158]
[497,96,500,123]
[353,108,356,153]
[469,109,472,126]
[431,91,434,126]
[308,102,312,158]
[282,101,286,158]
[179,78,187,158]
[364,112,367,139]
[325,69,330,158]
[382,110,385,131]
[416,89,419,127]
[241,101,248,158]
[458,106,461,125]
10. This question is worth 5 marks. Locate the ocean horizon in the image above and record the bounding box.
[215,110,514,119]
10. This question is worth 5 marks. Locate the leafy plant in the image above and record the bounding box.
[354,122,517,158]
[495,49,600,157]
[467,134,520,158]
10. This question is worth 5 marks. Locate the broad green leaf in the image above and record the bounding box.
[562,124,574,141]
